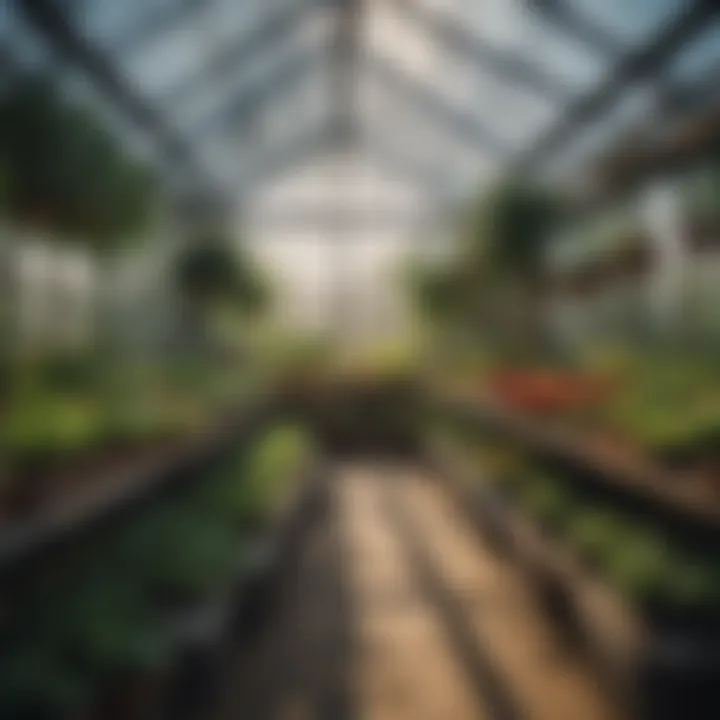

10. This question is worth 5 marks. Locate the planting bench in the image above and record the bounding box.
[428,433,720,720]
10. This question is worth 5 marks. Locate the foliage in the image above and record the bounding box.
[605,528,676,605]
[565,509,629,565]
[407,258,468,324]
[463,180,561,281]
[0,75,156,248]
[0,646,90,719]
[111,503,240,604]
[518,474,571,533]
[201,424,313,530]
[49,571,171,676]
[175,236,269,316]
[3,394,102,472]
[599,353,720,453]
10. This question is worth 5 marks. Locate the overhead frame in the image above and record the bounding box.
[112,0,203,55]
[514,0,719,175]
[388,0,570,102]
[13,0,720,228]
[161,0,326,109]
[527,0,622,57]
[18,0,219,193]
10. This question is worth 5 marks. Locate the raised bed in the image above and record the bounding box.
[0,395,277,584]
[438,396,720,547]
[161,453,328,720]
[0,420,325,720]
[429,438,720,720]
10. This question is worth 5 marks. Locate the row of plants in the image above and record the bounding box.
[408,151,720,486]
[484,349,720,503]
[432,422,720,626]
[0,421,315,719]
[0,353,270,520]
[593,352,720,465]
[480,349,720,470]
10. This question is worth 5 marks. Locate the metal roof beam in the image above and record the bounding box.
[18,0,218,193]
[235,115,344,194]
[161,0,325,109]
[527,0,622,57]
[389,0,569,102]
[514,0,718,174]
[235,124,447,200]
[112,0,201,55]
[189,44,324,140]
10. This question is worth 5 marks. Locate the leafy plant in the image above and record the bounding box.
[0,75,156,247]
[112,504,240,606]
[3,395,102,474]
[0,645,90,719]
[220,424,312,530]
[518,475,572,534]
[50,571,171,677]
[605,528,675,607]
[566,509,628,567]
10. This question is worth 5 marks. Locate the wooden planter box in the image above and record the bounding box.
[430,447,720,720]
[161,455,328,720]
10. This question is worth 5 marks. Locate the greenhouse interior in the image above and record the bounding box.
[1,0,720,718]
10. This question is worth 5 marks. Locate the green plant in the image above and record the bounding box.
[566,509,628,567]
[0,645,91,719]
[112,503,240,606]
[0,75,156,247]
[51,572,171,678]
[223,424,312,530]
[3,395,102,474]
[518,475,572,533]
[605,528,675,607]
[665,559,718,613]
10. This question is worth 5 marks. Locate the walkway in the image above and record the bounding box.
[215,463,618,720]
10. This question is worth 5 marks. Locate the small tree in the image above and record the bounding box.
[174,235,270,352]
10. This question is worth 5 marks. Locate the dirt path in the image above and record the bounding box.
[215,462,618,720]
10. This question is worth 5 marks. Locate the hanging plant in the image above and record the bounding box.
[0,75,157,250]
[462,180,563,359]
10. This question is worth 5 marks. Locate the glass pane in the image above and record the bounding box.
[568,0,688,45]
[666,19,720,84]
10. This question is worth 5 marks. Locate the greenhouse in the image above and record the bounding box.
[1,0,719,718]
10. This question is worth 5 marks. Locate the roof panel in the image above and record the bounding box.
[666,18,720,82]
[433,0,609,91]
[567,0,689,46]
[9,0,719,217]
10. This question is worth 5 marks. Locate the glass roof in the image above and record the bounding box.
[3,0,718,225]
